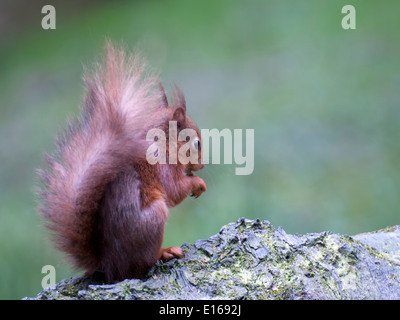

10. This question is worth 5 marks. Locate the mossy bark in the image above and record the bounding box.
[28,218,400,300]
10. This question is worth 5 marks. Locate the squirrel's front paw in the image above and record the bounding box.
[159,246,184,261]
[190,177,206,198]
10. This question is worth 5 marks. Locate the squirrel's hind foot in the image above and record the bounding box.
[159,246,184,261]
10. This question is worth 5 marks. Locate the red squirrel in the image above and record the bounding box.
[38,42,206,283]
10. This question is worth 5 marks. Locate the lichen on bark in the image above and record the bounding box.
[28,218,400,300]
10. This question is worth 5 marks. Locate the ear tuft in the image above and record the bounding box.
[157,79,169,108]
[172,84,186,111]
[172,107,186,128]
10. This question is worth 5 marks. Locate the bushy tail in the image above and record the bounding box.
[38,42,162,273]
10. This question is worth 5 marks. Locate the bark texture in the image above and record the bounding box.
[28,218,400,300]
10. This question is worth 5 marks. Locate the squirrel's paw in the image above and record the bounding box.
[190,177,207,198]
[159,246,184,262]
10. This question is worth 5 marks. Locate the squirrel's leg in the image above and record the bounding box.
[99,169,170,282]
[140,199,184,262]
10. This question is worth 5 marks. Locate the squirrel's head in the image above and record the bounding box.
[155,82,204,174]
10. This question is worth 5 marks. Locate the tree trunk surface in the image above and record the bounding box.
[27,218,400,300]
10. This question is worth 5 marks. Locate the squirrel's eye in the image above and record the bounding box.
[193,139,200,150]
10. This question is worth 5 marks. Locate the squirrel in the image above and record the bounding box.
[38,42,206,283]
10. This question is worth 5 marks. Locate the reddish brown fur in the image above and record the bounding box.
[38,42,206,283]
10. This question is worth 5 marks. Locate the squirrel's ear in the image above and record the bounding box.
[172,84,186,112]
[173,107,186,128]
[157,79,169,108]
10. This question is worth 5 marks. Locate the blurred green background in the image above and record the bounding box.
[1,0,399,299]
